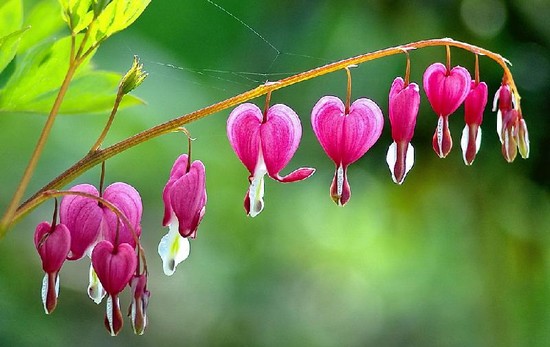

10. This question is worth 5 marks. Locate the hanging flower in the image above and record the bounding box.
[492,81,530,162]
[461,80,488,165]
[34,221,71,314]
[91,240,137,336]
[423,62,471,158]
[311,96,384,205]
[59,182,142,303]
[158,154,207,276]
[227,103,315,216]
[128,273,150,335]
[386,77,420,184]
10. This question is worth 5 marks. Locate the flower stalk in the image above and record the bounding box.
[1,38,520,238]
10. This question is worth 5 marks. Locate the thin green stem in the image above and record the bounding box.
[90,91,125,152]
[2,38,519,236]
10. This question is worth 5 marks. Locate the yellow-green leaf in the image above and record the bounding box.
[0,27,29,73]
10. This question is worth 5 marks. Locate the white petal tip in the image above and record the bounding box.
[158,225,190,276]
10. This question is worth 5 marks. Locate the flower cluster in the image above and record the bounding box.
[33,46,529,337]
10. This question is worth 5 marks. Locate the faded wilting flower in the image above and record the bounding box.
[311,96,384,205]
[128,273,150,335]
[461,80,488,165]
[386,77,420,184]
[227,103,315,216]
[59,183,142,303]
[91,240,137,336]
[158,154,207,276]
[492,82,530,162]
[423,62,471,158]
[34,221,71,314]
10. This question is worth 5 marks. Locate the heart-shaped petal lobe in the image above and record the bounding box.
[59,184,102,260]
[101,183,143,247]
[227,103,262,174]
[169,160,207,238]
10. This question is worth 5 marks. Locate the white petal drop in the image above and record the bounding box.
[386,142,398,183]
[496,110,503,143]
[41,274,49,314]
[248,172,265,218]
[461,125,470,165]
[158,222,190,276]
[88,264,106,304]
[336,165,344,196]
[385,142,414,184]
[105,295,118,336]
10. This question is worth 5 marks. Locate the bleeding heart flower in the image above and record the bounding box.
[492,81,529,162]
[227,103,315,216]
[91,240,137,336]
[34,221,71,314]
[59,182,142,304]
[158,154,207,276]
[423,62,471,158]
[311,96,384,205]
[386,77,420,184]
[128,273,150,335]
[461,80,488,165]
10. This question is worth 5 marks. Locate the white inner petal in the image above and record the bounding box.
[385,142,397,183]
[41,274,48,314]
[436,116,444,154]
[405,143,414,178]
[88,264,106,304]
[158,222,191,276]
[496,110,503,143]
[336,165,344,196]
[106,295,116,336]
[460,125,470,164]
[248,151,267,218]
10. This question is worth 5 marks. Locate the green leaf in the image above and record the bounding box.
[89,0,150,44]
[0,27,29,73]
[0,70,142,114]
[58,0,94,34]
[0,0,22,38]
[18,0,66,52]
[0,35,95,111]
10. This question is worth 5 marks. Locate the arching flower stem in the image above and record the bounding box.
[2,38,519,236]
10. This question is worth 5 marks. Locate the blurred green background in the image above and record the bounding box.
[1,0,549,346]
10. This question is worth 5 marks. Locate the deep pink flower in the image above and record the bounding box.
[59,182,142,303]
[461,80,488,165]
[386,77,420,184]
[91,240,137,336]
[311,96,384,205]
[60,183,142,260]
[492,82,530,161]
[227,103,315,216]
[423,62,471,158]
[128,273,150,335]
[34,221,71,314]
[158,154,207,276]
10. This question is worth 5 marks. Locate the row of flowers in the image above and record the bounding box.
[33,59,529,336]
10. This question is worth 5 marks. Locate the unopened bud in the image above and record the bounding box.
[120,56,148,95]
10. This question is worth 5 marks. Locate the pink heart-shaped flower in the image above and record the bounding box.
[91,240,137,296]
[311,96,383,167]
[423,62,471,117]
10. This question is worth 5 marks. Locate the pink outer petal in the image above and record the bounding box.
[261,104,302,177]
[227,103,262,174]
[169,160,207,238]
[91,240,137,296]
[464,81,488,126]
[162,154,190,226]
[423,63,471,117]
[311,96,384,167]
[34,222,71,273]
[311,96,345,164]
[101,183,143,247]
[60,184,102,260]
[389,78,420,142]
[343,98,384,164]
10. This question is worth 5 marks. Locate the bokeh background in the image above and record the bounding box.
[1,0,549,346]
